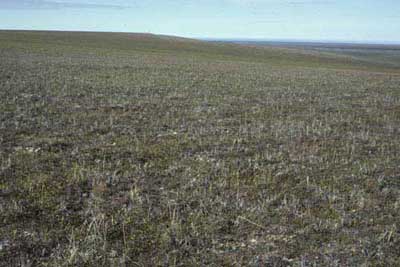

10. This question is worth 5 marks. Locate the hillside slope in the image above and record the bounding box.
[1,30,398,72]
[1,30,400,266]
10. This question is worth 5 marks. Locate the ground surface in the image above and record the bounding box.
[1,31,400,266]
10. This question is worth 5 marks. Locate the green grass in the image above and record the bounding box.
[1,30,400,266]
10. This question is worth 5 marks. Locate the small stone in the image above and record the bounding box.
[0,240,10,251]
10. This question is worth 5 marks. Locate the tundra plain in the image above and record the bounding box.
[1,31,400,266]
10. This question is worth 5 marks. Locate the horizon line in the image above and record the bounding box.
[1,28,400,46]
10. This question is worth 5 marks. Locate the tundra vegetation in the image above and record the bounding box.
[0,31,400,266]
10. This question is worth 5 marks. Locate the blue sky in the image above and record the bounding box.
[1,0,400,43]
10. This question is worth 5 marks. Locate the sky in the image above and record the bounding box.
[0,0,400,43]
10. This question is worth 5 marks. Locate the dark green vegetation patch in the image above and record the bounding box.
[1,31,400,266]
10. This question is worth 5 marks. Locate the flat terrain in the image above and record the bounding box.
[1,31,400,266]
[226,40,400,69]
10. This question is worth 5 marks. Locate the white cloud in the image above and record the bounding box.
[0,0,129,10]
